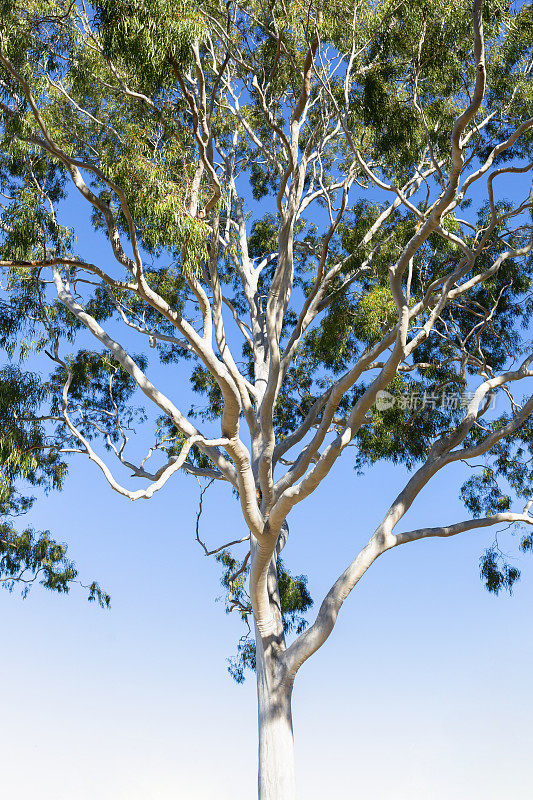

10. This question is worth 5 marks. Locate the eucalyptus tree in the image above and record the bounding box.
[1,0,533,797]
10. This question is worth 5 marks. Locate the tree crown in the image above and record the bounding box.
[1,0,532,677]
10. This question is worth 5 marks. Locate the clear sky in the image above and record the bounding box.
[1,179,532,800]
[2,453,533,799]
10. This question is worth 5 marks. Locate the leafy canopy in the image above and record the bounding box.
[0,0,532,678]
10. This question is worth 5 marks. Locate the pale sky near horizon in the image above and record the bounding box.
[2,451,532,799]
[1,143,533,799]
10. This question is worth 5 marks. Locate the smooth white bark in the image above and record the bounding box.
[256,629,296,800]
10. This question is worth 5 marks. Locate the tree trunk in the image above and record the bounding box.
[256,626,296,800]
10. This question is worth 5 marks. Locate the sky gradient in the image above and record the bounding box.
[2,445,532,799]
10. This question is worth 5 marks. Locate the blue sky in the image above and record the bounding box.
[2,448,532,799]
[1,168,533,799]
